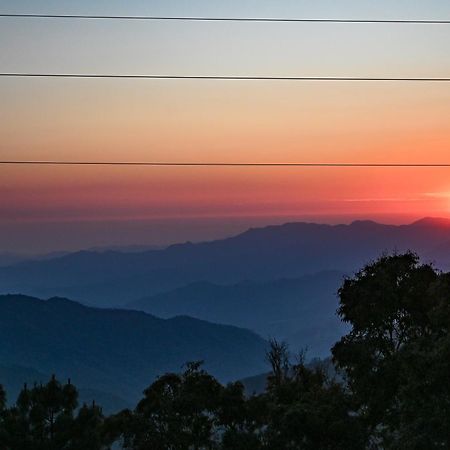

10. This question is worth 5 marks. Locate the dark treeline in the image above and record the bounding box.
[1,252,449,449]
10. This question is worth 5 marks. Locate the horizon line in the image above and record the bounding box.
[2,161,450,168]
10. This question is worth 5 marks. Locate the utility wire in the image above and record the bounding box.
[1,161,450,168]
[2,15,447,169]
[0,14,449,24]
[1,74,449,82]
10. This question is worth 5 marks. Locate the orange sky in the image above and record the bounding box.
[2,80,449,163]
[2,81,449,225]
[0,2,449,251]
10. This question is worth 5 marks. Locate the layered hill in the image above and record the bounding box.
[0,218,449,307]
[128,271,348,356]
[0,295,268,405]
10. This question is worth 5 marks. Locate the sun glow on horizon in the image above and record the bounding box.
[0,0,449,252]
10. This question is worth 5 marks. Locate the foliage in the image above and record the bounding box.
[0,376,109,450]
[263,341,366,450]
[332,252,450,448]
[0,252,449,449]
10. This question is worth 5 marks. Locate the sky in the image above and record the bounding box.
[0,0,450,252]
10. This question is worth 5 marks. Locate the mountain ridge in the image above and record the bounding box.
[0,294,268,404]
[127,271,347,357]
[1,218,449,307]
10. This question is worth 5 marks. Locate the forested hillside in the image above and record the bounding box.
[1,253,449,449]
[0,295,267,405]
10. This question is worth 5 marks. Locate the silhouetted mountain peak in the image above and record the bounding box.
[411,217,450,228]
[2,217,450,307]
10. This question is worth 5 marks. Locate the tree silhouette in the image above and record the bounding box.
[0,385,6,446]
[0,376,111,450]
[217,380,266,450]
[262,340,366,450]
[116,361,223,449]
[67,402,106,450]
[1,252,449,449]
[333,252,450,448]
[0,385,5,411]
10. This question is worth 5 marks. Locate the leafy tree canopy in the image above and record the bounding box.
[333,252,450,448]
[1,252,449,449]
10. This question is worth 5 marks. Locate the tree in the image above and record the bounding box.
[0,385,6,447]
[2,251,448,449]
[332,252,450,448]
[0,376,77,450]
[0,376,110,450]
[0,385,5,411]
[119,362,223,449]
[266,339,291,388]
[218,382,266,450]
[68,402,106,450]
[263,340,366,450]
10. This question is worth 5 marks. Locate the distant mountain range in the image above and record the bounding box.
[0,245,164,268]
[0,219,450,307]
[1,218,449,308]
[1,218,449,373]
[128,271,348,357]
[0,295,268,408]
[0,251,70,268]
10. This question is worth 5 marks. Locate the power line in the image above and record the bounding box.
[1,161,450,168]
[1,73,449,82]
[0,13,449,24]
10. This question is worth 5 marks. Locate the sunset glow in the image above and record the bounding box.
[1,0,449,252]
